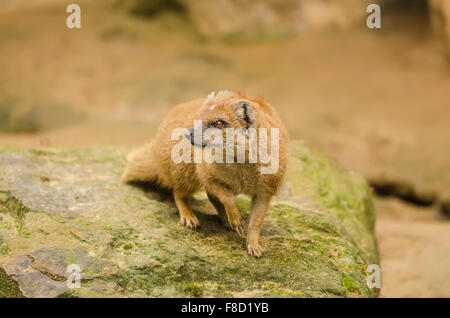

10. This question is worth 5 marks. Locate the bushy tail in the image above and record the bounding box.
[121,142,159,183]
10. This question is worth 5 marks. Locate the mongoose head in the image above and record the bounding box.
[186,91,257,148]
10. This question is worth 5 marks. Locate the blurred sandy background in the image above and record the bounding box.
[0,0,449,297]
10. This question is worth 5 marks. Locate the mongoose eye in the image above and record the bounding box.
[214,120,225,128]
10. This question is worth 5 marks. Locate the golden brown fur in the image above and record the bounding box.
[122,91,288,257]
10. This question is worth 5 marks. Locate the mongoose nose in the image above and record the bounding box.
[185,128,195,146]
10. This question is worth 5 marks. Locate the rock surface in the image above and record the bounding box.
[0,142,378,297]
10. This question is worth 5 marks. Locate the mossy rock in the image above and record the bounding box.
[0,141,379,297]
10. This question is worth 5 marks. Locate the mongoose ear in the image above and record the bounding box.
[231,99,255,128]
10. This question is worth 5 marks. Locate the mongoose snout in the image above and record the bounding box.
[122,90,289,257]
[185,128,196,147]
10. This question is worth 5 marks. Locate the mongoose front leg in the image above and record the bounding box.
[173,191,199,229]
[206,184,245,237]
[247,193,272,257]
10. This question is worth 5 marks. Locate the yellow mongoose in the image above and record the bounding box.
[122,91,288,257]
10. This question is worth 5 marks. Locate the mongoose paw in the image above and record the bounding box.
[247,244,264,258]
[218,215,231,229]
[229,219,245,237]
[180,215,200,229]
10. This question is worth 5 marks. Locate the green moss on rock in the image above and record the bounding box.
[0,143,378,297]
[0,191,30,235]
[0,267,24,298]
[0,238,8,255]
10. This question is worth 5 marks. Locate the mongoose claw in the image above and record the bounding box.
[247,244,264,258]
[180,215,200,229]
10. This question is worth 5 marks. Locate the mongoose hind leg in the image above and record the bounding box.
[173,190,199,229]
[247,193,272,257]
[207,192,230,229]
[205,183,245,237]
